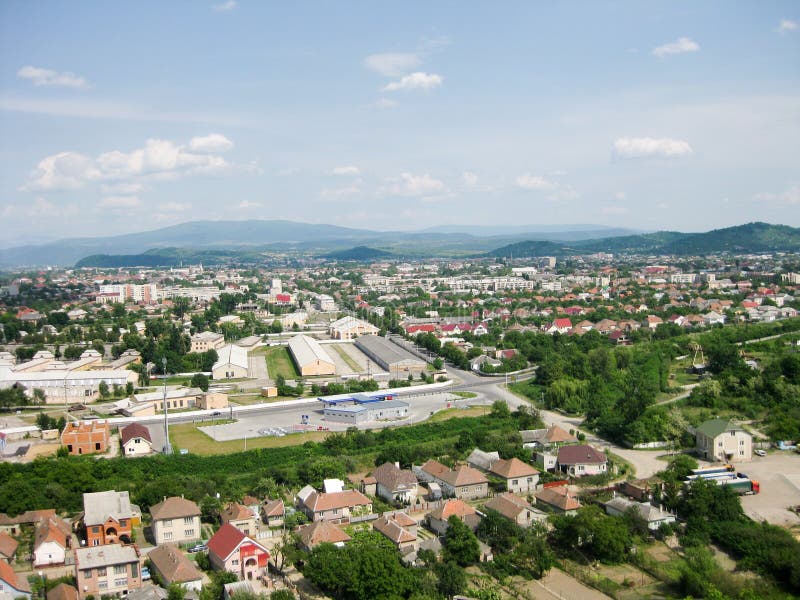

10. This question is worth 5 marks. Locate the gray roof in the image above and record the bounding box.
[75,544,138,569]
[83,490,134,526]
[466,448,500,471]
[325,399,409,414]
[288,335,334,368]
[212,344,249,370]
[355,335,425,368]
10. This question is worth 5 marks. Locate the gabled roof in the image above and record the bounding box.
[297,521,351,549]
[535,486,581,511]
[0,558,30,592]
[35,516,70,550]
[428,498,476,521]
[696,418,746,438]
[150,497,201,521]
[83,490,133,526]
[147,543,203,584]
[420,460,450,478]
[0,509,55,526]
[489,458,539,479]
[302,490,371,513]
[47,582,79,600]
[484,493,534,521]
[372,462,418,492]
[466,448,500,471]
[437,465,488,488]
[75,544,139,569]
[557,444,607,466]
[262,499,284,517]
[220,502,255,523]
[0,532,18,558]
[372,515,416,544]
[120,423,151,446]
[207,523,268,562]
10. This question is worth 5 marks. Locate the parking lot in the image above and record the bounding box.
[737,451,800,527]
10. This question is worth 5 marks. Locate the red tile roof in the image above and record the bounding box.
[489,458,539,479]
[557,444,607,465]
[120,423,151,446]
[207,523,246,561]
[0,558,30,593]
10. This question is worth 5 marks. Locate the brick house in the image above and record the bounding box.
[61,421,110,456]
[82,490,138,546]
[488,458,540,494]
[74,544,142,599]
[207,524,270,582]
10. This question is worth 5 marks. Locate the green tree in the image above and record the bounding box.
[443,515,480,566]
[98,381,110,398]
[191,373,210,392]
[434,561,467,598]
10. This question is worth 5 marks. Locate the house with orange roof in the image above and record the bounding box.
[298,489,372,523]
[535,486,581,515]
[372,513,417,553]
[484,493,546,528]
[489,458,540,494]
[0,558,31,598]
[33,516,71,567]
[220,503,258,536]
[427,499,480,535]
[0,532,17,562]
[437,465,489,500]
[297,521,350,551]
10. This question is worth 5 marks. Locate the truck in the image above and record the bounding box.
[690,465,735,477]
[686,472,759,494]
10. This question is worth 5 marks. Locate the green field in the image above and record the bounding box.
[264,346,300,379]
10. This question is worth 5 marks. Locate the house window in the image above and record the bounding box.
[67,445,73,452]
[740,440,745,445]
[183,516,193,524]
[93,526,101,533]
[131,563,138,578]
[512,479,518,486]
[185,529,194,537]
[95,442,101,451]
[232,559,239,566]
[163,532,172,540]
[119,519,127,527]
[114,578,128,587]
[99,582,108,590]
[97,568,107,577]
[718,441,723,447]
[83,569,92,579]
[114,565,126,575]
[164,519,173,527]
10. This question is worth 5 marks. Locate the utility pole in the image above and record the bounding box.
[161,357,172,454]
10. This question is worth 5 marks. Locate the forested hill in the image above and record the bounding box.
[487,222,800,257]
[321,246,393,261]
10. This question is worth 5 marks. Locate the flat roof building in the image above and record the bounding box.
[288,335,336,376]
[323,399,409,425]
[355,335,426,375]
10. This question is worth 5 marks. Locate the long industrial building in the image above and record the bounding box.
[288,335,336,376]
[354,335,427,375]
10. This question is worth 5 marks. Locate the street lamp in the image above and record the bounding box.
[161,357,172,454]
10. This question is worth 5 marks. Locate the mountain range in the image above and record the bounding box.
[0,221,797,268]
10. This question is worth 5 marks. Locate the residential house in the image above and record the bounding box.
[534,486,581,515]
[521,425,578,450]
[297,489,372,522]
[0,532,17,562]
[466,448,500,471]
[149,496,202,545]
[82,490,138,546]
[604,497,676,531]
[372,513,417,554]
[297,521,350,552]
[206,523,270,582]
[260,499,284,527]
[695,418,752,463]
[427,499,480,536]
[61,421,111,456]
[328,316,379,340]
[190,331,226,354]
[372,462,418,505]
[556,445,608,477]
[146,543,204,592]
[120,423,153,457]
[0,509,56,536]
[489,458,540,494]
[545,318,572,334]
[437,466,489,500]
[414,460,450,484]
[33,516,71,567]
[618,478,664,502]
[0,559,31,598]
[484,493,546,528]
[46,583,79,600]
[74,544,142,599]
[219,503,258,537]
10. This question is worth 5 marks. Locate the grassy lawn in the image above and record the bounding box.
[452,391,477,399]
[169,422,328,456]
[264,346,300,379]
[330,344,361,372]
[427,406,488,422]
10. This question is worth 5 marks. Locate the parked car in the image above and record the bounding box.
[754,449,766,457]
[189,543,207,553]
[211,411,222,416]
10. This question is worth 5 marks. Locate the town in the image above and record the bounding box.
[0,248,799,600]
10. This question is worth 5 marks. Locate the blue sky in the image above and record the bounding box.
[0,1,798,245]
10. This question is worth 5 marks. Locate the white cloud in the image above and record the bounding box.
[24,136,236,191]
[387,173,446,196]
[331,166,360,176]
[364,53,421,77]
[613,137,693,158]
[101,182,144,194]
[17,65,88,88]
[515,174,557,191]
[213,0,237,11]
[778,19,797,33]
[163,201,192,212]
[189,133,234,153]
[99,196,141,208]
[26,197,78,218]
[615,191,627,201]
[463,171,479,187]
[320,184,361,200]
[754,185,800,205]
[383,72,442,92]
[652,37,700,57]
[238,200,262,209]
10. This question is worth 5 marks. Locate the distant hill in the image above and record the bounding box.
[423,224,642,240]
[322,246,393,261]
[487,222,800,257]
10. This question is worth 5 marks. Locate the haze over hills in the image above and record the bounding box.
[0,221,633,268]
[487,223,800,258]
[1,221,798,268]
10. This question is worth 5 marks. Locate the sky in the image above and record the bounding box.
[0,1,798,246]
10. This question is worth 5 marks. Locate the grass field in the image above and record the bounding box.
[427,405,488,422]
[169,422,328,455]
[264,346,300,379]
[330,344,361,371]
